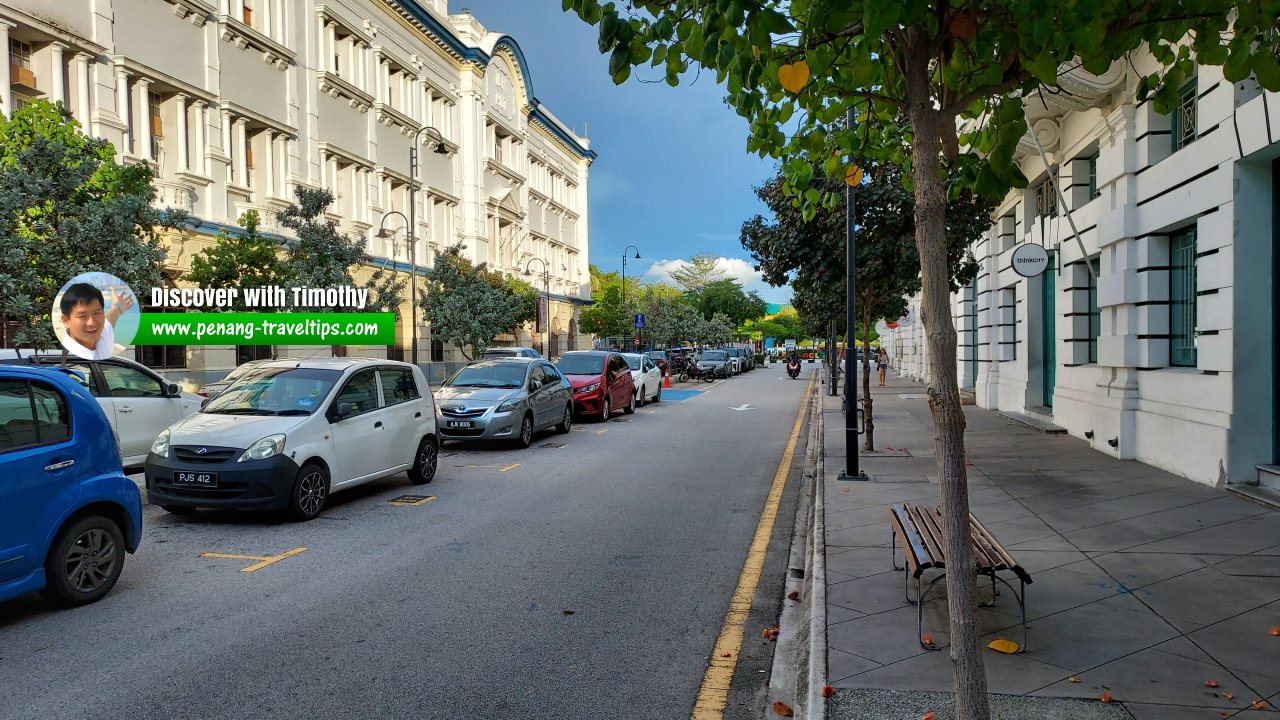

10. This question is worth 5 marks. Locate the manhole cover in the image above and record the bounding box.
[541,442,566,448]
[389,495,436,506]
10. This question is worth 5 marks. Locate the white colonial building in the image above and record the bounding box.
[0,0,594,385]
[887,51,1280,494]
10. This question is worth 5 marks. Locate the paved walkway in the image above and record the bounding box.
[820,371,1280,719]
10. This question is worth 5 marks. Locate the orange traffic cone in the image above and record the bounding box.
[663,370,672,389]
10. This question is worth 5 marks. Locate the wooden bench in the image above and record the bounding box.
[888,503,1033,651]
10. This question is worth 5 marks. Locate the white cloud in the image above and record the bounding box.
[643,256,790,303]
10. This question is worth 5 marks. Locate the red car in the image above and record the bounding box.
[554,351,636,421]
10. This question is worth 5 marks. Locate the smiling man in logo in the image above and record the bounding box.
[59,283,135,360]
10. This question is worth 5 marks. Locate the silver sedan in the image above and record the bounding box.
[434,358,574,448]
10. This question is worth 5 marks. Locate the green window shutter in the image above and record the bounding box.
[1170,230,1198,367]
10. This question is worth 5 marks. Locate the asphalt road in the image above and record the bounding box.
[0,362,817,720]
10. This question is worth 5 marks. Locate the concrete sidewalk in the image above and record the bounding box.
[815,370,1280,720]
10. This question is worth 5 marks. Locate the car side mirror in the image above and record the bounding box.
[334,402,353,420]
[168,383,181,396]
[200,397,211,409]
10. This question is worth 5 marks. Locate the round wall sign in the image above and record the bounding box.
[1011,243,1050,278]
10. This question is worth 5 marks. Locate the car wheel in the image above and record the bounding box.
[635,386,644,408]
[410,437,438,485]
[289,463,329,521]
[600,396,611,421]
[515,413,534,448]
[40,515,126,608]
[653,384,662,403]
[160,505,198,515]
[624,390,636,414]
[556,404,573,433]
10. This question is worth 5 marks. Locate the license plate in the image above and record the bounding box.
[446,420,474,429]
[174,471,218,487]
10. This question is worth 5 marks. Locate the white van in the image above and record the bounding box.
[144,358,438,520]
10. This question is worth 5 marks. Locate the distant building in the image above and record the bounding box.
[0,0,594,385]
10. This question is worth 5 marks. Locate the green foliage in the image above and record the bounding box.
[637,287,702,346]
[275,187,404,314]
[580,264,639,337]
[505,275,540,327]
[420,245,528,359]
[186,211,292,311]
[0,99,185,349]
[689,278,769,327]
[668,252,727,291]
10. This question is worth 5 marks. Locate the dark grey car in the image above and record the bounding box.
[434,359,573,447]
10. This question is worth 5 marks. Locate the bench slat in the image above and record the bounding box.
[888,504,934,576]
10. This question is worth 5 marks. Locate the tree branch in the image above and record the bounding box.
[832,87,908,109]
[941,70,1031,117]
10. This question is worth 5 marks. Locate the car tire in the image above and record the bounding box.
[515,413,534,449]
[556,404,573,433]
[40,515,126,608]
[635,385,644,408]
[410,437,438,485]
[624,391,636,414]
[600,396,611,421]
[160,505,198,515]
[653,384,662,403]
[289,463,329,521]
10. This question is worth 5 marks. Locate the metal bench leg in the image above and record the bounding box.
[891,531,903,571]
[916,573,946,651]
[979,570,998,608]
[988,573,1029,654]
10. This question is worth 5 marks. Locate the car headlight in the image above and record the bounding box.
[496,399,521,412]
[151,428,170,458]
[579,382,600,393]
[237,434,286,462]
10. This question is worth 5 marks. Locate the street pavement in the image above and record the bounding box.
[815,367,1280,720]
[0,363,814,720]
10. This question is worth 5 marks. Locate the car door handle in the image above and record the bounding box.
[44,459,75,472]
[118,406,133,413]
[374,421,383,428]
[414,412,421,418]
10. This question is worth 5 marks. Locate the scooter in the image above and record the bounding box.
[787,360,801,379]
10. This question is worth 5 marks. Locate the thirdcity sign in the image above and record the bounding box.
[1011,243,1050,278]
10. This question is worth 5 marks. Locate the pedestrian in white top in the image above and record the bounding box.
[59,283,134,360]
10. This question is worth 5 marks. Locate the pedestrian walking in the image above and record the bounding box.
[876,347,889,386]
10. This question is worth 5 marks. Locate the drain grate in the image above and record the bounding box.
[389,495,437,507]
[541,442,567,448]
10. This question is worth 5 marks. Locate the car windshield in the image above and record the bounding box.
[446,363,527,388]
[203,367,341,415]
[555,355,605,375]
[624,356,642,371]
[701,351,726,361]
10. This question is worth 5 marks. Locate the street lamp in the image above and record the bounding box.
[375,211,410,360]
[620,245,641,306]
[524,257,550,357]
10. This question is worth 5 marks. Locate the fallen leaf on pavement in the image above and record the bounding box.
[1068,676,1082,683]
[1222,692,1235,701]
[787,591,800,601]
[1100,691,1114,703]
[921,713,937,720]
[822,684,835,699]
[921,634,934,646]
[1270,626,1280,636]
[773,700,794,717]
[1204,680,1220,688]
[987,638,1020,654]
[762,627,780,641]
[721,652,732,658]
[1251,700,1270,710]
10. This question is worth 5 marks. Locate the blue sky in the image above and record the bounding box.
[457,1,791,303]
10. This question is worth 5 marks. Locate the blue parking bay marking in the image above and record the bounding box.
[661,389,704,402]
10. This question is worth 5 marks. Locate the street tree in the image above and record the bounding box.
[421,245,527,359]
[695,312,734,346]
[580,266,635,338]
[693,278,768,328]
[639,288,701,347]
[668,252,726,292]
[275,187,404,315]
[743,159,988,451]
[571,1,1279,715]
[186,210,292,311]
[0,99,184,351]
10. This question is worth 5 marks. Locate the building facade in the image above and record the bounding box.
[886,52,1280,491]
[0,0,594,385]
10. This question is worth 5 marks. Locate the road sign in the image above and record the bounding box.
[634,313,645,329]
[633,336,641,346]
[784,338,797,349]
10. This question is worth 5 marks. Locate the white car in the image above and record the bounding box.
[144,358,439,520]
[622,353,663,406]
[0,353,202,469]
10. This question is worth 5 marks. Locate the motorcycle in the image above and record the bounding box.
[787,360,801,379]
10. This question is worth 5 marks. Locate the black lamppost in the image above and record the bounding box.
[620,245,641,305]
[524,257,550,356]
[842,107,868,481]
[375,211,410,359]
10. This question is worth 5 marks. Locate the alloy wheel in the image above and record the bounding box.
[63,528,118,594]
[298,470,328,517]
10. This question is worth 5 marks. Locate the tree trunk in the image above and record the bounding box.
[861,307,875,453]
[905,53,990,720]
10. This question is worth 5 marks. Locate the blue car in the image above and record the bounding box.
[0,365,142,607]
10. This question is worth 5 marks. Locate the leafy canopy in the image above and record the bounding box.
[420,245,528,359]
[186,210,291,311]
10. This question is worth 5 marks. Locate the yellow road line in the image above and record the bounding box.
[390,496,437,507]
[201,546,308,573]
[691,371,814,719]
[498,463,521,472]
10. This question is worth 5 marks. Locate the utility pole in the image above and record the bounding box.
[841,107,868,481]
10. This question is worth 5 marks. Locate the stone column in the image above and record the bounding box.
[234,117,248,186]
[263,128,275,196]
[49,43,67,108]
[116,67,131,154]
[318,149,328,189]
[276,134,288,198]
[0,22,13,116]
[73,53,92,126]
[220,108,232,181]
[172,94,188,171]
[193,100,207,175]
[325,23,337,74]
[261,0,271,37]
[425,88,433,126]
[349,165,359,220]
[135,77,152,161]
